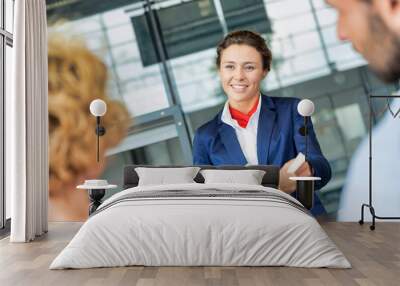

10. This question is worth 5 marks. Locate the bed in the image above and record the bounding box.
[50,165,350,269]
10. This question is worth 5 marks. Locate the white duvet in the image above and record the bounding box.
[50,183,351,269]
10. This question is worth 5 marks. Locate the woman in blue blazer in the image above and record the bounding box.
[192,30,331,216]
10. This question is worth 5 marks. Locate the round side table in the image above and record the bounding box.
[77,183,117,215]
[289,176,321,210]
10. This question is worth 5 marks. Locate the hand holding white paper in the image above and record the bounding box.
[288,152,306,173]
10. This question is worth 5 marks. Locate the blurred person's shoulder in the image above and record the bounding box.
[338,103,400,221]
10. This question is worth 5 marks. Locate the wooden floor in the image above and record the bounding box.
[0,222,399,286]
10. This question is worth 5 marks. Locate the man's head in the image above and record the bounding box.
[326,0,400,83]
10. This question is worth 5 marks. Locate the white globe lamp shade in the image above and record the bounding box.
[297,99,315,117]
[90,99,107,117]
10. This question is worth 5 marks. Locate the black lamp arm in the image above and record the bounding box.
[298,116,309,161]
[304,116,308,162]
[95,117,106,136]
[95,116,106,162]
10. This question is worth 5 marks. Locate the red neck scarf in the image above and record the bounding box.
[229,97,259,128]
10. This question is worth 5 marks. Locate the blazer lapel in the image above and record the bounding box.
[257,95,277,165]
[218,123,247,165]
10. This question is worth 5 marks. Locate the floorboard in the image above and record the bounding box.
[0,222,399,286]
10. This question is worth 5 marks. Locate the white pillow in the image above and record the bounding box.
[200,169,266,185]
[135,167,201,186]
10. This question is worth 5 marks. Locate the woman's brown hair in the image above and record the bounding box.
[216,30,272,71]
[48,34,131,193]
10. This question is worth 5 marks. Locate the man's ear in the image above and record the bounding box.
[374,0,400,35]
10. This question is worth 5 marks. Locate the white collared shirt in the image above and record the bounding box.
[221,95,261,165]
[338,98,400,221]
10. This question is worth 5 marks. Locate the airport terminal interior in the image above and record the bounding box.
[1,0,399,223]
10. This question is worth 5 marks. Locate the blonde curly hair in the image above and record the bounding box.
[48,34,130,193]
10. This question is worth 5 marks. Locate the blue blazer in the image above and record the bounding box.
[192,94,331,216]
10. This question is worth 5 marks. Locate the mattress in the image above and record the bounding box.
[50,183,351,269]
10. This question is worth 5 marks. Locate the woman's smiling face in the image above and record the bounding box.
[219,44,267,110]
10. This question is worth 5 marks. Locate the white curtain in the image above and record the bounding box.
[7,0,48,242]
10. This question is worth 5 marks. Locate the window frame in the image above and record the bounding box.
[1,0,14,232]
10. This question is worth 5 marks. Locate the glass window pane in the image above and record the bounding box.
[276,50,329,86]
[6,0,14,33]
[277,31,321,57]
[83,31,107,51]
[264,69,280,91]
[316,6,337,26]
[170,48,223,111]
[48,16,100,36]
[267,0,311,19]
[328,43,366,71]
[106,24,134,46]
[73,16,101,34]
[330,88,369,155]
[111,42,140,65]
[48,7,171,117]
[334,103,366,153]
[5,44,12,219]
[103,8,131,27]
[271,13,316,37]
[321,25,340,46]
[312,97,347,165]
[0,1,3,28]
[311,0,329,9]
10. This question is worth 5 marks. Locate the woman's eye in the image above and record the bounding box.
[225,65,234,70]
[245,66,255,71]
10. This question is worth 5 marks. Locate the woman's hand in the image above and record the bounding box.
[295,161,313,177]
[279,159,312,194]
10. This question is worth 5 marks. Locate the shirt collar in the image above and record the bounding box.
[221,94,262,129]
